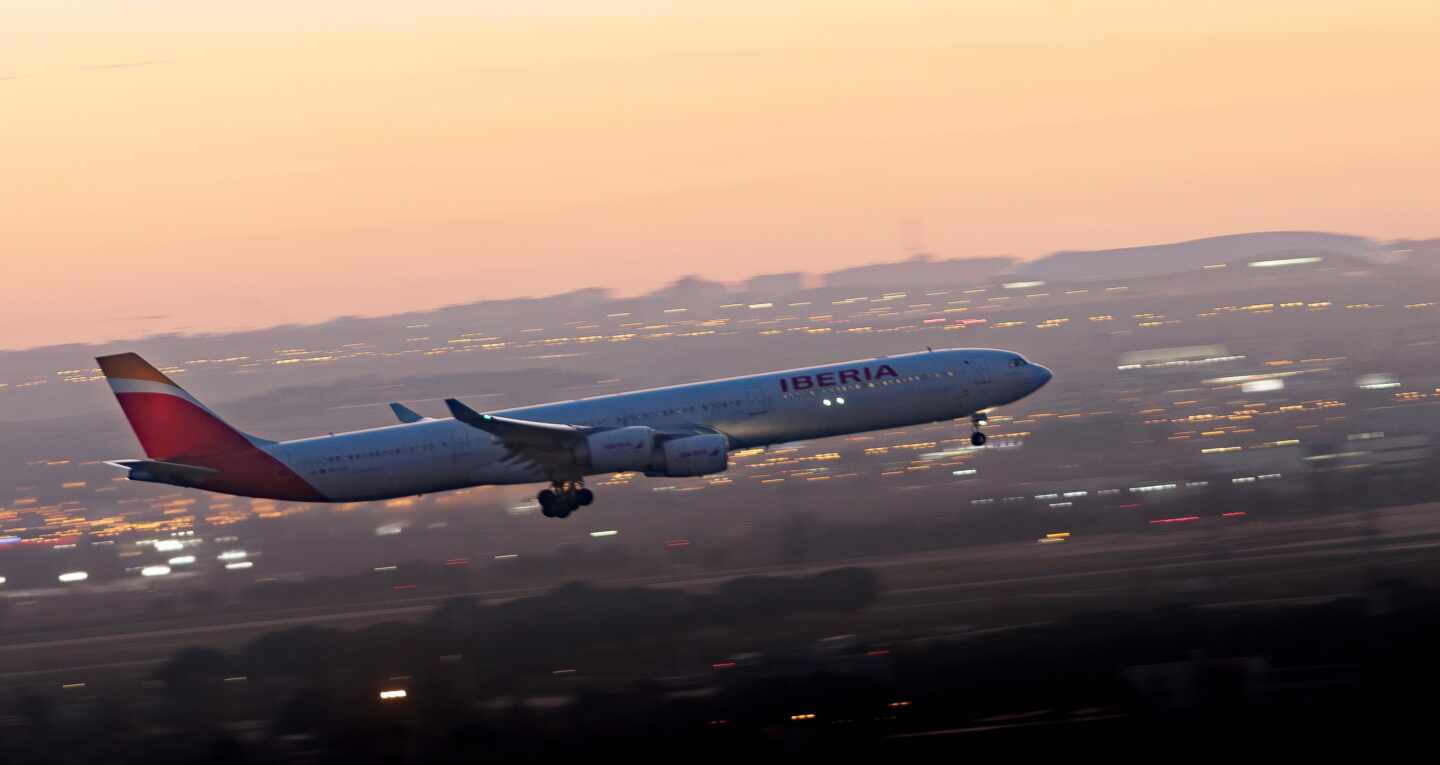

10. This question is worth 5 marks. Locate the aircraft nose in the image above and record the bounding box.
[1032,364,1053,390]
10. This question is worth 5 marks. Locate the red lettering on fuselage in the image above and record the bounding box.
[778,364,899,393]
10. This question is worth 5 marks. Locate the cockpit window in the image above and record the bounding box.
[1010,358,1028,367]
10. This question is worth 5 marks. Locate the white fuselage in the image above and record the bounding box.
[261,348,1050,502]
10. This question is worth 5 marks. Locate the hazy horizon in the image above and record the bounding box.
[0,227,1413,353]
[6,1,1438,349]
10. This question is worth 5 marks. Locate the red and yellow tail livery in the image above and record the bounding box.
[98,353,326,501]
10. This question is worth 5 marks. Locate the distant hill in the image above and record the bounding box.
[822,254,1014,290]
[1393,238,1440,273]
[1015,231,1380,282]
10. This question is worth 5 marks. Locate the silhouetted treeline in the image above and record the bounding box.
[11,573,1440,762]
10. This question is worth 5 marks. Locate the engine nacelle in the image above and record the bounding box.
[580,426,658,473]
[646,434,729,477]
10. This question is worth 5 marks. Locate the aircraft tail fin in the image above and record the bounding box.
[96,353,270,461]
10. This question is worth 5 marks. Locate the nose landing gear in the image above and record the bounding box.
[970,412,989,447]
[538,481,593,518]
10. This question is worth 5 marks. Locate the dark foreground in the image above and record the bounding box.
[5,583,1437,762]
[6,508,1440,762]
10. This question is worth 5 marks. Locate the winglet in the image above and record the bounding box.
[444,397,491,427]
[389,402,426,424]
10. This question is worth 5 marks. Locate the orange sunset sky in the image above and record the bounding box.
[3,1,1438,349]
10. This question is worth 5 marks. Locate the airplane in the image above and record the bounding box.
[97,348,1052,518]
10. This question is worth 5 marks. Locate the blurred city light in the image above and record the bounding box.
[1249,256,1323,268]
[1357,373,1400,390]
[1242,378,1285,393]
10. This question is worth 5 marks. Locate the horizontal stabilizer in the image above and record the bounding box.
[389,402,426,424]
[105,459,219,487]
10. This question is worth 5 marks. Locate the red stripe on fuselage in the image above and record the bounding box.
[114,392,326,501]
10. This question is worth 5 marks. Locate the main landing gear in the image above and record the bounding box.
[538,480,594,519]
[970,412,989,447]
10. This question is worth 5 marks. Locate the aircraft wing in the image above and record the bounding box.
[444,398,596,478]
[443,398,722,479]
[444,398,593,446]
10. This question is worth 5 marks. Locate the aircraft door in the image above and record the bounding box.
[450,426,472,475]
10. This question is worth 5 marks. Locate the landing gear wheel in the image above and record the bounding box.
[970,412,989,447]
[538,489,557,517]
[539,482,591,518]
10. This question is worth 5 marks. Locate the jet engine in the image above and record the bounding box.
[580,426,658,473]
[645,433,729,477]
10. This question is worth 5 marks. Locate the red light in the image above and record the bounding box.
[712,661,737,669]
[1148,516,1200,525]
[392,584,417,590]
[866,649,891,657]
[664,539,691,549]
[1222,511,1247,518]
[444,558,470,566]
